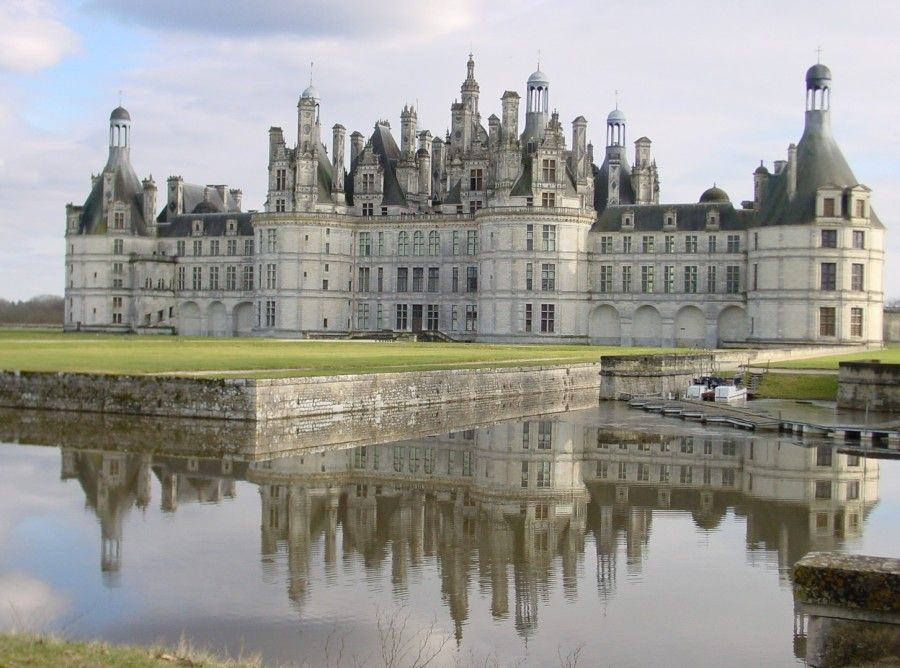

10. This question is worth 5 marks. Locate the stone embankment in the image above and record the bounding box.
[0,364,601,421]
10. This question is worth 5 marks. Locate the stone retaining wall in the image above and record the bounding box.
[0,364,602,422]
[837,362,900,412]
[599,353,714,400]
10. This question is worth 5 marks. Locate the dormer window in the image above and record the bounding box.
[226,220,237,236]
[192,220,203,236]
[823,198,835,217]
[706,210,719,229]
[663,210,677,229]
[855,199,866,218]
[621,211,634,229]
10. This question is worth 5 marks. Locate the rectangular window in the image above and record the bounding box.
[227,239,237,256]
[623,235,632,253]
[537,421,552,449]
[451,305,459,331]
[820,262,837,291]
[452,231,460,255]
[362,202,373,216]
[753,263,759,290]
[426,304,439,330]
[664,235,675,253]
[641,265,654,293]
[192,266,202,290]
[526,224,534,251]
[726,266,741,294]
[541,158,557,182]
[855,199,866,218]
[242,265,254,290]
[851,264,864,291]
[525,262,533,291]
[395,304,408,330]
[521,461,529,487]
[357,303,370,329]
[708,235,717,253]
[525,303,533,332]
[209,266,220,290]
[451,266,459,293]
[466,230,478,255]
[850,307,863,337]
[266,263,277,289]
[821,229,837,248]
[600,236,613,253]
[113,239,124,254]
[113,211,125,229]
[599,265,613,293]
[536,461,551,488]
[541,263,555,291]
[707,266,717,293]
[642,235,655,253]
[427,267,439,293]
[396,267,408,292]
[684,265,698,293]
[358,267,370,292]
[823,198,835,217]
[468,201,481,215]
[398,232,409,256]
[265,300,276,327]
[540,303,555,333]
[412,267,424,292]
[358,232,371,256]
[622,265,632,292]
[726,234,741,253]
[815,480,832,499]
[428,231,440,256]
[847,480,860,500]
[244,239,254,256]
[209,240,219,256]
[265,229,277,253]
[664,265,675,293]
[852,230,865,249]
[176,240,185,256]
[177,266,185,290]
[466,266,478,292]
[469,168,483,191]
[322,279,328,290]
[542,225,556,251]
[465,304,478,331]
[193,239,202,256]
[225,266,237,290]
[362,173,375,194]
[816,445,833,467]
[376,303,383,329]
[819,307,836,336]
[685,235,698,253]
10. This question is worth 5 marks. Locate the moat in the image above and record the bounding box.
[1,402,897,667]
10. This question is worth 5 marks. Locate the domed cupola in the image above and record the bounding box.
[699,185,730,203]
[109,105,131,151]
[806,62,831,111]
[606,107,626,147]
[110,106,131,122]
[301,84,319,101]
[522,62,551,144]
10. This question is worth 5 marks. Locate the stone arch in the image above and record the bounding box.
[208,301,228,337]
[632,305,662,346]
[233,301,254,337]
[674,305,707,348]
[589,305,621,345]
[717,306,749,345]
[178,301,202,336]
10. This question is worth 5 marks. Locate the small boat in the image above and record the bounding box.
[714,384,748,402]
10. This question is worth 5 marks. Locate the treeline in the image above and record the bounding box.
[0,295,64,325]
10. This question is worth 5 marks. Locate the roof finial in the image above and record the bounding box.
[309,61,314,86]
[815,46,823,64]
[537,48,541,70]
[118,90,123,106]
[614,89,619,110]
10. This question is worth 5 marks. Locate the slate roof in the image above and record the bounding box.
[156,212,253,238]
[510,156,532,197]
[78,149,147,235]
[157,183,242,223]
[593,154,636,212]
[757,112,882,228]
[593,201,752,233]
[346,123,407,207]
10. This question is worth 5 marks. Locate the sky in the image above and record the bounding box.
[0,0,897,301]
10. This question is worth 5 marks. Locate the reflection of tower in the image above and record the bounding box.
[286,485,312,607]
[596,505,616,601]
[625,507,651,574]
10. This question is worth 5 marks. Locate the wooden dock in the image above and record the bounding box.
[627,397,900,451]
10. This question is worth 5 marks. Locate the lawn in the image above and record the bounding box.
[755,373,838,400]
[761,345,900,370]
[0,328,682,378]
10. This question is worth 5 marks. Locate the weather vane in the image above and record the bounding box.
[816,46,823,63]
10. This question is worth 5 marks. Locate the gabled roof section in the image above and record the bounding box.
[444,179,463,205]
[593,153,635,213]
[510,156,533,197]
[156,212,253,238]
[593,202,750,233]
[79,150,147,235]
[369,123,406,206]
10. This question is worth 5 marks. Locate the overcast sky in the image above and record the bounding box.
[0,0,897,300]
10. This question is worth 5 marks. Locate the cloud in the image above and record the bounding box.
[0,573,71,633]
[0,1,80,74]
[85,0,474,39]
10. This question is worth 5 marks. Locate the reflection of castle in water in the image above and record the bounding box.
[60,418,878,637]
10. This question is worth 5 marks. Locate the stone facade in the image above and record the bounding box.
[837,362,900,412]
[64,59,885,346]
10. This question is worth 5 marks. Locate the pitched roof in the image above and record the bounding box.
[79,149,147,235]
[156,212,253,238]
[594,152,636,212]
[593,201,752,233]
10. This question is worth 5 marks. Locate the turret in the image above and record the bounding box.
[332,124,346,196]
[229,188,242,211]
[523,67,550,145]
[400,105,417,155]
[350,131,365,165]
[142,176,156,234]
[167,176,184,215]
[417,148,432,209]
[460,53,480,117]
[488,114,500,149]
[500,91,520,145]
[268,126,284,164]
[753,161,769,209]
[571,116,587,182]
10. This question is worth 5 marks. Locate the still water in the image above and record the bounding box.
[0,402,897,667]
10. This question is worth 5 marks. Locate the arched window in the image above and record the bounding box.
[428,230,440,255]
[398,231,409,256]
[413,230,424,256]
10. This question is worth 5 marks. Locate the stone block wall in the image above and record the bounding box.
[599,353,714,400]
[837,362,900,412]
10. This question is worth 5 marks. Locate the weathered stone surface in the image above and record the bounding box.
[599,353,714,400]
[837,362,900,412]
[794,552,900,614]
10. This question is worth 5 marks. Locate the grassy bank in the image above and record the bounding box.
[762,345,900,370]
[0,634,258,667]
[0,328,682,378]
[755,373,839,400]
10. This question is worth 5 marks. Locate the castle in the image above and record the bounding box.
[64,57,885,346]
